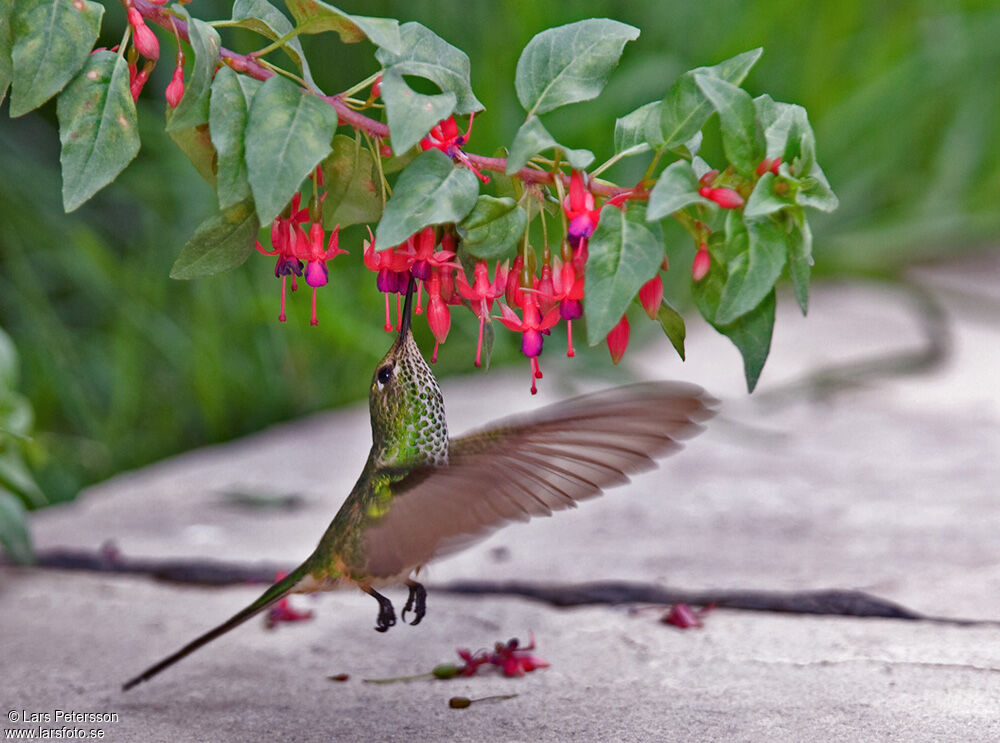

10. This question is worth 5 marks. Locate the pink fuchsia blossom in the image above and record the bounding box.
[562,170,600,247]
[498,294,560,394]
[127,8,159,61]
[458,260,508,367]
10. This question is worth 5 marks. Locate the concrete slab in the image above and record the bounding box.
[2,253,999,741]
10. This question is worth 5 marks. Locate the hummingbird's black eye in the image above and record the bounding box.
[377,365,393,385]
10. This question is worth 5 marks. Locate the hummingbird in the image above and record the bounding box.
[123,277,715,691]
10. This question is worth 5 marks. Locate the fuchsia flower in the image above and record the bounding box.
[498,293,560,394]
[562,170,601,247]
[128,61,152,101]
[404,227,455,281]
[661,603,715,629]
[296,222,348,326]
[264,571,314,628]
[421,115,489,183]
[698,185,745,209]
[541,256,585,357]
[755,157,782,176]
[606,314,630,365]
[444,635,549,678]
[165,52,184,108]
[692,243,711,282]
[425,268,451,362]
[363,232,413,332]
[458,260,507,368]
[638,275,663,320]
[127,7,159,61]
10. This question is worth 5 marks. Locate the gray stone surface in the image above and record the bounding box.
[2,254,999,741]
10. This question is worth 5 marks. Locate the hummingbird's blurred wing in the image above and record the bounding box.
[360,382,716,579]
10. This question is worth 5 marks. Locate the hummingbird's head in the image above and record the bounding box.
[369,279,448,467]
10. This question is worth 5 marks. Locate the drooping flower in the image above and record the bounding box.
[457,260,508,367]
[562,170,600,247]
[692,243,711,282]
[258,197,309,322]
[425,268,451,362]
[498,293,561,394]
[165,52,184,108]
[638,275,663,320]
[127,7,159,61]
[363,231,413,332]
[541,257,585,357]
[606,314,630,365]
[295,222,348,326]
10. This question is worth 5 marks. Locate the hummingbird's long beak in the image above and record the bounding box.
[398,274,417,339]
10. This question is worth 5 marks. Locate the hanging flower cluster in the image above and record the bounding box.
[257,170,347,326]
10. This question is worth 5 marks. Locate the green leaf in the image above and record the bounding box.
[9,0,103,117]
[692,251,774,392]
[230,0,315,87]
[715,217,787,325]
[506,115,594,174]
[646,160,711,220]
[210,68,261,210]
[374,149,479,248]
[56,52,140,213]
[321,134,383,228]
[657,48,762,149]
[376,22,481,114]
[0,0,13,105]
[285,0,401,54]
[0,327,18,389]
[170,198,260,279]
[515,18,639,116]
[0,392,33,439]
[0,489,33,565]
[787,213,812,315]
[655,298,686,361]
[379,67,457,154]
[744,172,791,220]
[168,123,218,186]
[457,196,527,260]
[694,74,762,175]
[585,203,664,344]
[0,449,45,508]
[797,163,839,212]
[165,7,220,134]
[245,74,339,224]
[613,100,658,157]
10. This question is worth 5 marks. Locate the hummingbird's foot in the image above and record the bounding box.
[402,580,427,626]
[364,587,397,632]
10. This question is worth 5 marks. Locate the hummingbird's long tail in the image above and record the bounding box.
[122,561,311,691]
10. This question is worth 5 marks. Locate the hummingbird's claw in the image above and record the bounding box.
[402,580,427,626]
[365,587,397,632]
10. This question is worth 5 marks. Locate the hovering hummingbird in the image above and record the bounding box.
[123,278,715,691]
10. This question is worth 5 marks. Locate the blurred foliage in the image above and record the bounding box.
[0,0,998,508]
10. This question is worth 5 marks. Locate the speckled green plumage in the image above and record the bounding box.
[303,328,448,584]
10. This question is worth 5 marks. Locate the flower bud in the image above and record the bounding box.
[692,246,711,282]
[638,275,663,320]
[165,66,184,108]
[127,9,159,61]
[699,186,745,209]
[606,315,630,365]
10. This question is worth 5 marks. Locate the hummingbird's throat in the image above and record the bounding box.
[371,331,448,467]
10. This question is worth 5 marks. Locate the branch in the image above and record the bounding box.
[131,0,633,198]
[9,548,998,627]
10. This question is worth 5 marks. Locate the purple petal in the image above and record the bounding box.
[305,261,329,288]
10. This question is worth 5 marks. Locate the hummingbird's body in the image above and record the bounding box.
[123,281,714,691]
